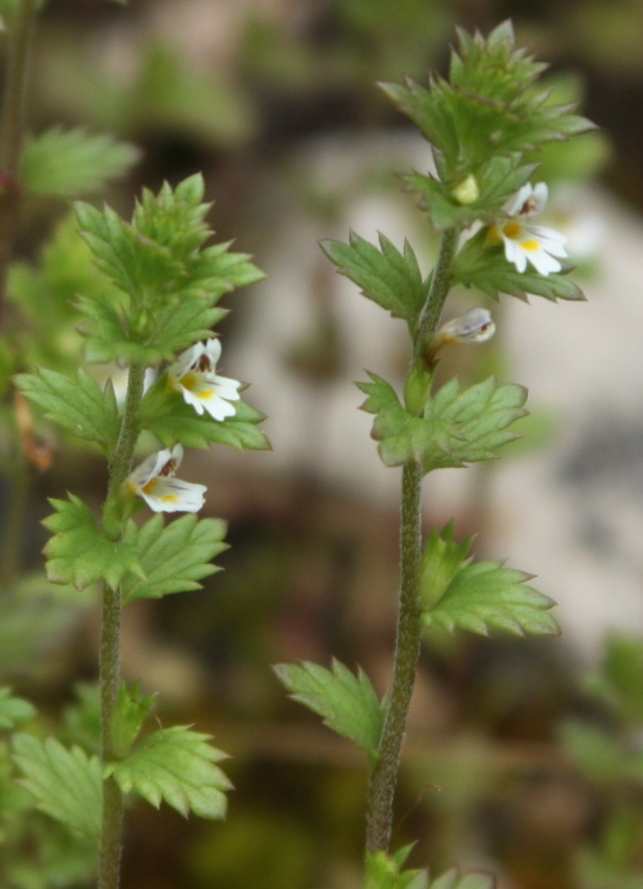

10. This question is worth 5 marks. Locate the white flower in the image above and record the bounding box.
[126,445,206,513]
[438,307,495,345]
[168,338,241,421]
[491,182,568,276]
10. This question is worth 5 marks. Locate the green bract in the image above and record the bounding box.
[274,659,387,762]
[42,495,144,591]
[321,233,429,333]
[140,379,270,451]
[420,524,559,637]
[359,373,527,473]
[452,228,585,302]
[104,726,232,820]
[120,514,227,604]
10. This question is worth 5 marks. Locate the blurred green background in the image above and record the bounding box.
[6,1,643,888]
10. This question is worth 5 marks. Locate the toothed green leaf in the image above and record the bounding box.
[274,659,386,760]
[420,526,558,637]
[121,514,227,605]
[359,373,527,473]
[13,734,102,840]
[104,726,231,819]
[453,228,585,302]
[321,232,428,332]
[42,494,144,591]
[139,377,270,451]
[14,367,120,457]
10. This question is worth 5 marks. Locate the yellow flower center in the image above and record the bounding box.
[142,478,158,495]
[181,372,198,392]
[502,220,522,239]
[520,239,540,252]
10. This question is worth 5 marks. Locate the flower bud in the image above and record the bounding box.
[437,308,495,345]
[132,307,152,338]
[451,174,480,205]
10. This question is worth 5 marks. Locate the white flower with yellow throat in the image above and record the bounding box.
[168,338,241,421]
[126,445,206,513]
[490,182,568,277]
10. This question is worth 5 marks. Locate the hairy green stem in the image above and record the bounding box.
[365,228,458,854]
[365,460,422,853]
[108,362,146,496]
[0,0,38,331]
[414,227,459,364]
[99,581,124,889]
[99,362,145,889]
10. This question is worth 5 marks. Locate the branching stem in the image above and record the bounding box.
[365,227,458,854]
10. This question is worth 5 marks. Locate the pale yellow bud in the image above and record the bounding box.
[451,174,480,205]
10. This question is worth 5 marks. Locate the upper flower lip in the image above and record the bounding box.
[168,338,242,422]
[503,181,549,219]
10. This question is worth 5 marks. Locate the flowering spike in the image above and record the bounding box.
[126,444,206,513]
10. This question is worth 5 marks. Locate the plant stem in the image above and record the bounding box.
[108,362,146,496]
[365,228,458,854]
[99,362,145,889]
[414,227,459,364]
[365,460,422,853]
[0,0,38,331]
[99,581,124,889]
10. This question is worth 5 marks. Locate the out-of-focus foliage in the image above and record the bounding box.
[12,733,103,840]
[21,128,140,199]
[561,634,643,887]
